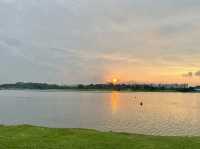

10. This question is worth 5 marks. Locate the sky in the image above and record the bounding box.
[0,0,200,85]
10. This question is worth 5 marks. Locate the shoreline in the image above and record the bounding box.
[0,125,200,149]
[0,88,199,93]
[1,124,199,137]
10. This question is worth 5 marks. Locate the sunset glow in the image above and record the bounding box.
[1,0,200,86]
[112,78,118,84]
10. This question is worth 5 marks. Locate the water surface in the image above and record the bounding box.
[0,90,200,136]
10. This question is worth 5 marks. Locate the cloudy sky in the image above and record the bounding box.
[1,0,200,85]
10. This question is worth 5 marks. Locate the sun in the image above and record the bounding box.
[112,78,118,84]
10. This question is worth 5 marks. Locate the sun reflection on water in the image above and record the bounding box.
[110,91,120,114]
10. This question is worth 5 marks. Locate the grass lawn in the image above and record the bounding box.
[0,125,200,149]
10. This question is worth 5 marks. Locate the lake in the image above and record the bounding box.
[0,90,200,136]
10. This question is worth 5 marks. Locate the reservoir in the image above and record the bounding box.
[0,90,199,136]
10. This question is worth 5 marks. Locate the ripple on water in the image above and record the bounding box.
[0,91,200,136]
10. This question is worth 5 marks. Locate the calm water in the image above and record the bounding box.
[0,90,200,136]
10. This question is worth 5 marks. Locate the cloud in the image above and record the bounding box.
[182,70,200,78]
[1,0,200,84]
[182,72,193,77]
[1,0,16,4]
[195,71,200,77]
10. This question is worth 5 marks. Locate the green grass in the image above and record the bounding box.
[0,125,200,149]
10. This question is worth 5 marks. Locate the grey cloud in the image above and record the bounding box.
[1,0,200,84]
[182,71,200,78]
[195,71,200,77]
[182,72,193,77]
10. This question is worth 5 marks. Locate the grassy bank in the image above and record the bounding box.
[0,125,200,149]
